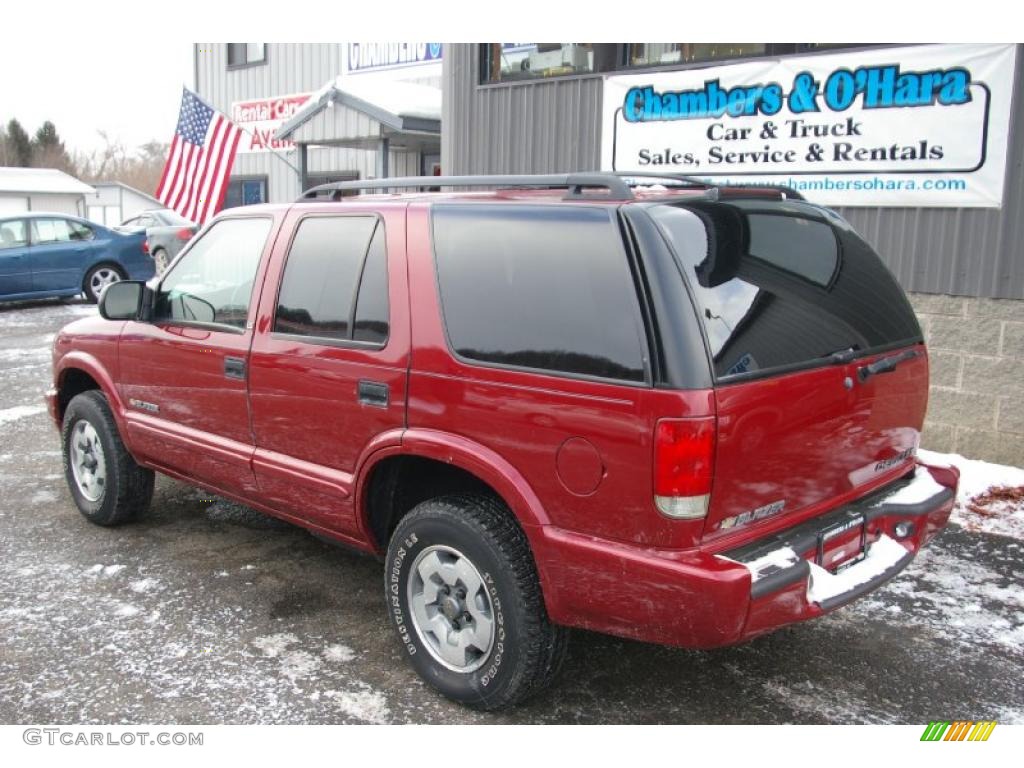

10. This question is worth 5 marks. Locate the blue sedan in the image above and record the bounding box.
[0,213,156,304]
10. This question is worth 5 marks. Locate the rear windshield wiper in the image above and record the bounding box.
[857,349,920,382]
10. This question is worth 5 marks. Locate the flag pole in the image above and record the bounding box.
[186,85,301,176]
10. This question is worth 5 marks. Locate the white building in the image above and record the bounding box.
[84,181,163,227]
[0,167,94,217]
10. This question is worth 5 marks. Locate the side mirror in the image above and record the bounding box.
[99,280,148,320]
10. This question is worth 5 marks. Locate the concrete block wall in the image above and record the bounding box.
[912,293,1024,466]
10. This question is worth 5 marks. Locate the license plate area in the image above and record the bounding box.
[816,514,867,573]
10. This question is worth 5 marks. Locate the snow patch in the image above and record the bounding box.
[280,650,321,680]
[113,603,140,618]
[0,405,45,426]
[875,469,946,506]
[252,633,299,658]
[103,565,126,577]
[919,449,1024,539]
[30,489,58,504]
[326,689,391,724]
[129,578,159,594]
[323,644,356,663]
[806,535,908,604]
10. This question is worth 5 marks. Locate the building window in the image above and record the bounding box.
[227,43,266,68]
[306,172,360,198]
[224,177,267,209]
[480,44,619,83]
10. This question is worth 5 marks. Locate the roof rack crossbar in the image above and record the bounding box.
[297,173,636,202]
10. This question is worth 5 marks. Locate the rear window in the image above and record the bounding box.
[432,204,647,383]
[649,200,922,381]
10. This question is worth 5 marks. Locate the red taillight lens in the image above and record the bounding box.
[176,227,194,241]
[654,417,715,518]
[142,238,149,254]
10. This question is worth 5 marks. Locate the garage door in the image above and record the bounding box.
[0,195,29,215]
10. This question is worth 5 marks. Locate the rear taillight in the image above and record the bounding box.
[176,228,194,241]
[142,239,149,254]
[653,417,715,519]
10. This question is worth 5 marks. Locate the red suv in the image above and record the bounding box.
[47,173,958,709]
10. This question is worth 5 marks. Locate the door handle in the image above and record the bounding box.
[224,356,247,380]
[357,379,389,407]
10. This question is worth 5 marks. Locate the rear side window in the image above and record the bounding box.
[649,200,922,380]
[274,216,389,345]
[432,205,647,383]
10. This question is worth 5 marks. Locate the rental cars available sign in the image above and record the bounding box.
[231,93,312,154]
[601,44,1017,207]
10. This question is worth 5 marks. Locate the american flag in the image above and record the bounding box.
[156,87,243,225]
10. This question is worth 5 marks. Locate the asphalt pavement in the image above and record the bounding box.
[1,298,1021,724]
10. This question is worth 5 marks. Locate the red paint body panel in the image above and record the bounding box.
[47,192,956,652]
[246,203,411,533]
[706,348,929,542]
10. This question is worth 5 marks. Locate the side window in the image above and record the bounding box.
[68,221,95,241]
[432,205,647,383]
[274,216,389,345]
[0,220,28,250]
[31,218,73,244]
[154,217,272,329]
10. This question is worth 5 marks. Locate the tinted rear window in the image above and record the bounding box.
[432,205,647,383]
[649,200,922,380]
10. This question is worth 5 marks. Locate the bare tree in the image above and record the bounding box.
[75,132,169,196]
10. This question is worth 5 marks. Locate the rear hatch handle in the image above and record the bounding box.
[857,349,920,383]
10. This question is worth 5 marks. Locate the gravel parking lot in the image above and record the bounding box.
[1,299,1022,725]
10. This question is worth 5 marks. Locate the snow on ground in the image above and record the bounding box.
[919,448,1024,539]
[0,405,45,426]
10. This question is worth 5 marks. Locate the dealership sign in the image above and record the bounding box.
[601,44,1016,206]
[347,43,443,73]
[231,93,311,154]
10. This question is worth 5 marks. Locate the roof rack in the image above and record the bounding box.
[297,174,636,202]
[296,172,805,203]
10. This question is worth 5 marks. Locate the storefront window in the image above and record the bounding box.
[626,44,768,67]
[480,44,619,83]
[223,177,267,209]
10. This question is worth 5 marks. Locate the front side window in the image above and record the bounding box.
[0,220,27,250]
[432,205,647,383]
[274,216,389,345]
[154,217,272,329]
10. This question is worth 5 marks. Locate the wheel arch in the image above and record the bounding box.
[356,429,552,552]
[55,353,129,436]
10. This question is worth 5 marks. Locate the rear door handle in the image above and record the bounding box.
[357,379,389,407]
[224,356,246,380]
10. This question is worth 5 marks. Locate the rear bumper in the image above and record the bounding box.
[535,461,958,648]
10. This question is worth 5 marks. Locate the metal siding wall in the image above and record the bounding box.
[196,44,386,203]
[444,44,1024,300]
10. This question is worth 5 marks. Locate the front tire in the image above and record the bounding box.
[83,264,125,303]
[385,494,569,710]
[62,390,154,526]
[152,248,170,275]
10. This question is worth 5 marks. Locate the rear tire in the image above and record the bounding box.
[62,390,154,526]
[385,494,569,710]
[83,264,125,303]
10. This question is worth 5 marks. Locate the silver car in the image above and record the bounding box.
[117,209,197,274]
